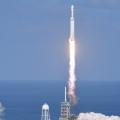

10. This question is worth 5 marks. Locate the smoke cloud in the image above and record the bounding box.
[68,39,77,105]
[77,112,120,120]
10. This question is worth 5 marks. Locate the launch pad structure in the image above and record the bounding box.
[41,86,78,120]
[59,87,78,120]
[59,87,70,120]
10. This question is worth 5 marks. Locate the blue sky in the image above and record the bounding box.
[0,0,120,80]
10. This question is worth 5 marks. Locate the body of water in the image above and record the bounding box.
[0,80,119,120]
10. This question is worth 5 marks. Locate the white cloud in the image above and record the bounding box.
[77,112,120,120]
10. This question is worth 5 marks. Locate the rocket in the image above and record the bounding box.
[68,5,77,104]
[69,5,75,41]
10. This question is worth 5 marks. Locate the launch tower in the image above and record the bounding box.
[59,87,71,120]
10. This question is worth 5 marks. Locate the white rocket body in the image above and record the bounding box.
[69,5,75,41]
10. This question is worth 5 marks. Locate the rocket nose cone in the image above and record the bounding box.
[71,5,74,9]
[71,5,74,18]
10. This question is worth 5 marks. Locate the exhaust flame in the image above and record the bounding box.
[68,38,77,105]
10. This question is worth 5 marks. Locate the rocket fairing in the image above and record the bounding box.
[69,5,75,41]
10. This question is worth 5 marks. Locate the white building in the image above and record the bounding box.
[41,103,51,120]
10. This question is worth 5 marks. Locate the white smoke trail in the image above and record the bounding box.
[77,112,120,120]
[68,38,77,105]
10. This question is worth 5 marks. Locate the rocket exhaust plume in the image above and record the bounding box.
[68,5,77,105]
